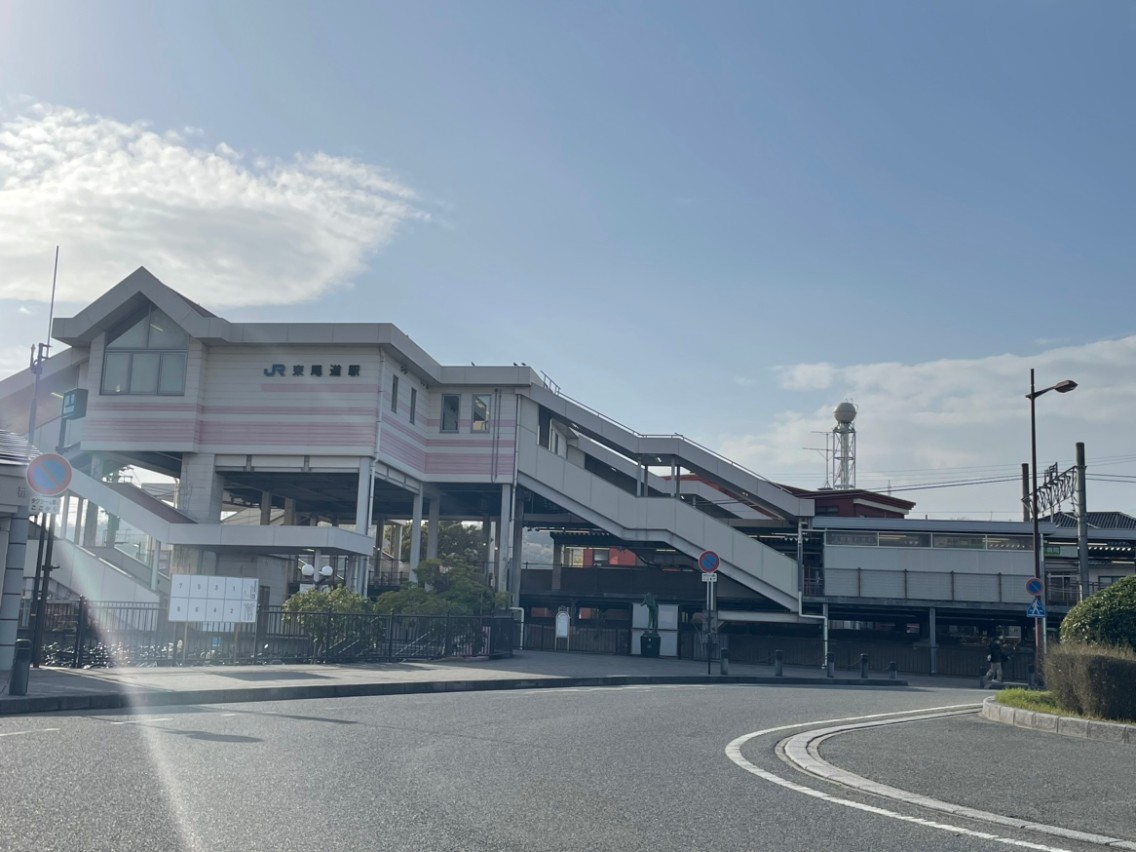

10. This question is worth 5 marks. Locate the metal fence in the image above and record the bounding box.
[523,623,632,655]
[23,599,515,668]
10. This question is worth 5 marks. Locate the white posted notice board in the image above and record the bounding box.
[168,575,259,623]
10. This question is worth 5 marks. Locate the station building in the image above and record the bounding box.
[1,268,1132,672]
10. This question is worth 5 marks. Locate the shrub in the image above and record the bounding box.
[1045,643,1136,722]
[1043,645,1085,715]
[1059,576,1136,649]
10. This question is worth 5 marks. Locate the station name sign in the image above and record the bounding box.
[263,363,362,378]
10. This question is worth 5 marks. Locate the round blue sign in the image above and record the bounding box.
[698,550,720,573]
[26,453,72,497]
[1025,577,1044,597]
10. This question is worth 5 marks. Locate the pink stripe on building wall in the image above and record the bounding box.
[258,383,378,394]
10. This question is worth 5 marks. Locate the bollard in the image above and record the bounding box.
[9,638,32,696]
[888,661,897,681]
[859,653,869,679]
[774,649,784,677]
[825,652,835,678]
[720,647,729,676]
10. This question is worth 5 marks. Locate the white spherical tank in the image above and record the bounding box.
[833,401,857,424]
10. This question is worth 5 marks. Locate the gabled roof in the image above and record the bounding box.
[53,267,230,346]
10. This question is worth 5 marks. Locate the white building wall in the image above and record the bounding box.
[197,346,381,455]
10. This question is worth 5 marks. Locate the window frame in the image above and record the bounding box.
[100,306,189,397]
[441,394,461,433]
[409,388,417,424]
[471,394,491,433]
[391,375,399,413]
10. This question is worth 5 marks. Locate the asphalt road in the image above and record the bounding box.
[0,683,1123,852]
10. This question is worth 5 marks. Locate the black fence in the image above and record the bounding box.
[23,599,515,668]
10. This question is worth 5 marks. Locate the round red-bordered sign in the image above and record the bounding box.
[698,550,720,573]
[26,453,72,497]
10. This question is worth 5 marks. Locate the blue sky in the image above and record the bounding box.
[1,2,1134,519]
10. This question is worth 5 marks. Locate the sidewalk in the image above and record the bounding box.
[0,651,924,715]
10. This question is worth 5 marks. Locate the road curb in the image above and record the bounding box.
[0,673,907,716]
[980,695,1136,744]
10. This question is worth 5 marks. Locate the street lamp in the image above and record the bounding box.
[1027,369,1077,675]
[300,562,336,590]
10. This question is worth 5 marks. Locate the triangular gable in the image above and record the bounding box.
[53,267,231,346]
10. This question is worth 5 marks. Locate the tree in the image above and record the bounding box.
[397,520,487,567]
[282,586,377,658]
[1060,576,1136,650]
[375,558,509,615]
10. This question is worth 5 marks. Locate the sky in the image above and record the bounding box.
[1,1,1134,521]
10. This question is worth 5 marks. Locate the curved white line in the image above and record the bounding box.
[725,705,1083,852]
[779,712,1136,851]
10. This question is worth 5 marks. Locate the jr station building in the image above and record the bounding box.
[1,269,1133,674]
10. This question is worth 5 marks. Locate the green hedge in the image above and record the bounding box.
[1045,643,1136,723]
[1060,576,1136,649]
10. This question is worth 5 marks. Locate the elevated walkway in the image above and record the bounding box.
[522,384,812,521]
[516,440,800,610]
[65,467,374,556]
[30,537,161,604]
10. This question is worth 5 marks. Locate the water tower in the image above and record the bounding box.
[831,401,857,490]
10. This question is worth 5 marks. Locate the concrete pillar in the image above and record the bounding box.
[409,490,424,583]
[482,515,492,579]
[496,484,513,592]
[392,522,404,569]
[354,459,372,595]
[260,491,273,526]
[509,494,524,604]
[60,494,71,540]
[929,607,938,675]
[426,491,441,561]
[672,461,680,497]
[173,453,224,574]
[0,513,27,672]
[284,497,296,525]
[150,539,162,592]
[71,497,84,544]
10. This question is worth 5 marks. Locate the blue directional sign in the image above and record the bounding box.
[1026,598,1047,619]
[698,550,720,573]
[25,453,72,497]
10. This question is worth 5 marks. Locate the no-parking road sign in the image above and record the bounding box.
[26,453,72,497]
[698,550,720,573]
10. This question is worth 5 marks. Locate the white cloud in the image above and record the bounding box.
[720,338,1136,519]
[0,104,428,307]
[775,362,836,391]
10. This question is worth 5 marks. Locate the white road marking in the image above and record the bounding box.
[110,717,174,725]
[0,728,59,738]
[779,711,1136,851]
[725,705,1088,852]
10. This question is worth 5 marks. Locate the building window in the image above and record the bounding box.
[409,388,417,424]
[472,394,491,432]
[391,376,399,413]
[441,394,460,432]
[101,306,188,395]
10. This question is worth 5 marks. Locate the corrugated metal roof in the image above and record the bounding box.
[1048,511,1136,530]
[0,429,30,463]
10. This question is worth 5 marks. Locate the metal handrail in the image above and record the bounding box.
[548,387,776,485]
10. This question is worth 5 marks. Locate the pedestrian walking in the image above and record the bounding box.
[984,639,1004,686]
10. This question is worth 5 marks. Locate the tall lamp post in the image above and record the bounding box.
[1027,369,1077,673]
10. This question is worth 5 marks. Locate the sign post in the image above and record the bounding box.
[699,551,719,675]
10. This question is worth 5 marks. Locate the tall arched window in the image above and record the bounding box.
[101,306,189,395]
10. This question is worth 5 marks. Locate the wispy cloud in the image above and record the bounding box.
[0,104,428,307]
[722,338,1136,518]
